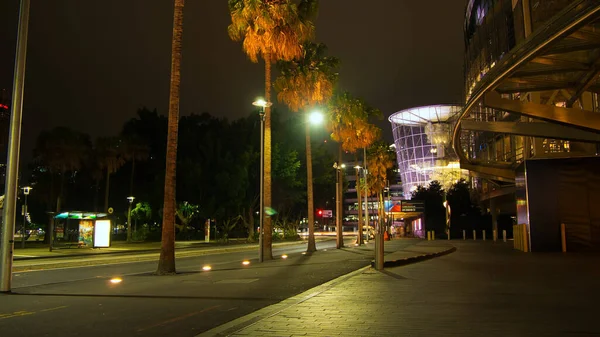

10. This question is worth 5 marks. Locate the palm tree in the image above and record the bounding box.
[275,42,339,252]
[157,0,184,275]
[228,0,316,259]
[33,127,91,213]
[94,137,125,212]
[121,135,150,196]
[366,142,395,229]
[327,92,381,244]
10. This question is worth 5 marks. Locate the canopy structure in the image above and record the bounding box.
[54,211,108,220]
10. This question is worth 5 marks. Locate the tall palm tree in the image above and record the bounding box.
[327,92,381,244]
[275,42,339,252]
[228,0,316,259]
[157,0,184,275]
[94,137,125,213]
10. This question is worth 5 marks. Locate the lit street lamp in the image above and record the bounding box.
[305,110,324,253]
[253,98,272,262]
[21,186,32,249]
[127,196,135,242]
[333,162,345,249]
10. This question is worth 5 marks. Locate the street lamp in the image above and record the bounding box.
[305,110,324,253]
[253,98,272,262]
[333,162,346,249]
[20,186,32,249]
[127,196,135,242]
[308,110,324,125]
[354,165,365,245]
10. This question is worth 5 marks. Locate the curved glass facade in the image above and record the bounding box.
[389,105,467,199]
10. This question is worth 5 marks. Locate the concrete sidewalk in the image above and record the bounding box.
[198,239,454,337]
[198,240,600,337]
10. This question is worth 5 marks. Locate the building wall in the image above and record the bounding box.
[516,157,600,252]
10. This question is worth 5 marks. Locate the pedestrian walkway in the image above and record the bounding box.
[198,240,600,337]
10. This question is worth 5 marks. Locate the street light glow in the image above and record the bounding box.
[309,111,324,125]
[252,98,272,108]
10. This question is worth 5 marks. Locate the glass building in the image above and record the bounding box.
[389,105,467,199]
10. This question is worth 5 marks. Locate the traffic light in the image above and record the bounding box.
[317,209,323,216]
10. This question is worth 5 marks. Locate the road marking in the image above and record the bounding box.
[137,305,221,332]
[40,306,68,312]
[0,306,67,320]
[0,310,35,320]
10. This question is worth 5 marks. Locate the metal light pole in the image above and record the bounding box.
[127,196,135,242]
[1,0,31,293]
[253,99,271,262]
[21,186,32,249]
[333,162,345,249]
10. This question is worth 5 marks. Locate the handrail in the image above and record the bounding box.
[452,0,600,166]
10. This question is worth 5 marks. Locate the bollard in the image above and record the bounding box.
[473,230,476,240]
[463,230,466,240]
[561,223,567,253]
[432,230,435,240]
[503,230,507,242]
[447,231,450,240]
[493,230,497,242]
[483,230,486,241]
[427,231,431,241]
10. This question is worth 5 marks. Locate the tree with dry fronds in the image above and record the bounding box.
[228,0,317,259]
[327,92,381,244]
[275,42,339,253]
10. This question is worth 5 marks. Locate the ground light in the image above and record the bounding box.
[202,265,212,271]
[109,277,123,284]
[242,260,250,266]
[281,254,288,259]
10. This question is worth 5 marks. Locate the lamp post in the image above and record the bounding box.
[253,98,272,262]
[354,165,365,245]
[21,186,32,249]
[1,0,31,293]
[306,110,324,253]
[333,162,346,249]
[127,196,135,242]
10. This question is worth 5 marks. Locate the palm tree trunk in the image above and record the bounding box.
[104,167,110,212]
[129,157,135,196]
[262,51,273,260]
[157,0,184,275]
[56,172,64,213]
[337,143,344,248]
[93,178,99,212]
[306,122,316,252]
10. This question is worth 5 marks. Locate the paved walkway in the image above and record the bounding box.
[199,240,600,337]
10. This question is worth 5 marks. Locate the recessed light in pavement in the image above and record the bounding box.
[109,277,122,284]
[202,265,212,271]
[281,254,288,259]
[242,260,250,266]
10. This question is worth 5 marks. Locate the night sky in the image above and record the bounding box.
[0,0,468,164]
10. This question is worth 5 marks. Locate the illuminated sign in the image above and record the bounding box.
[401,200,424,213]
[94,220,111,248]
[322,210,333,218]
